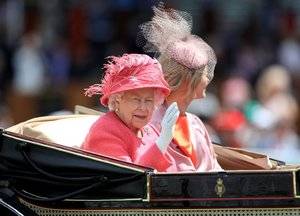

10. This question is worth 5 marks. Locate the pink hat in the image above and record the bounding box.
[139,5,217,81]
[85,53,170,106]
[166,35,210,70]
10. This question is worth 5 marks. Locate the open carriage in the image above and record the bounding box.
[1,106,300,215]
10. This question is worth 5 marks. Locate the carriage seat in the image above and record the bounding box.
[6,114,99,148]
[5,108,279,170]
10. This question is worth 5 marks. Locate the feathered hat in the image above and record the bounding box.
[85,53,170,106]
[139,4,217,81]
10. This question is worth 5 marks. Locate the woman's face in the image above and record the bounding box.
[193,74,210,99]
[167,74,210,114]
[116,88,155,133]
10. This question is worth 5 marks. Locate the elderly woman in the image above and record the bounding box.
[139,5,222,171]
[81,53,179,171]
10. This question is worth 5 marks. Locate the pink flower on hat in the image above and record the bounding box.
[85,53,170,106]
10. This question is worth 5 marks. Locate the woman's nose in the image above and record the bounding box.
[138,102,147,110]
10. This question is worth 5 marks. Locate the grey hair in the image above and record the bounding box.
[107,92,123,111]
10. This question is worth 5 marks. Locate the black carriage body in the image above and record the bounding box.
[1,129,300,215]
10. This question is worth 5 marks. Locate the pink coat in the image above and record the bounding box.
[81,111,172,171]
[148,105,223,172]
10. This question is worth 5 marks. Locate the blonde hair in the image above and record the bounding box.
[159,54,208,93]
[256,65,291,103]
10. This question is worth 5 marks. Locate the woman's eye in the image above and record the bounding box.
[133,98,141,102]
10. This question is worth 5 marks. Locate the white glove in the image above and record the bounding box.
[156,102,180,153]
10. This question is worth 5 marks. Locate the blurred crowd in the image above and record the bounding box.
[0,0,299,163]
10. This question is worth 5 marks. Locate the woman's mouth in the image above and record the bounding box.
[133,114,147,120]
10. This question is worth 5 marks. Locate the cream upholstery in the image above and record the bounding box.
[7,114,99,148]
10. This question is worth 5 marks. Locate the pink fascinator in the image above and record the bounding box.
[85,53,170,106]
[139,4,217,81]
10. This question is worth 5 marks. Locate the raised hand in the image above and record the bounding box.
[156,102,180,153]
